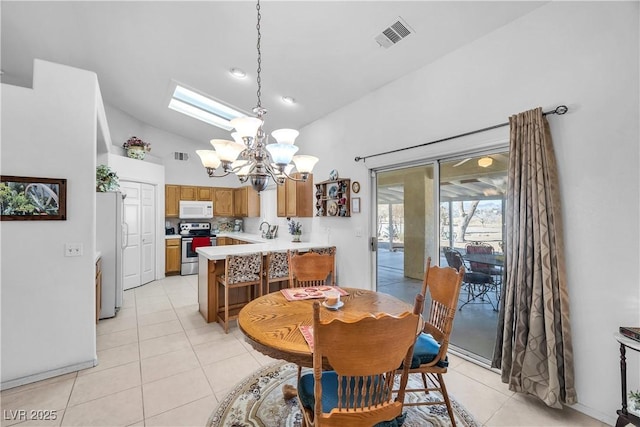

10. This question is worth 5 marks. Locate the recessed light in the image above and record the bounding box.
[281,96,296,105]
[229,68,246,79]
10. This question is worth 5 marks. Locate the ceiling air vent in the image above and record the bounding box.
[374,17,414,49]
[174,152,189,161]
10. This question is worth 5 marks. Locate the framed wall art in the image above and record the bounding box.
[0,175,67,220]
[351,197,361,214]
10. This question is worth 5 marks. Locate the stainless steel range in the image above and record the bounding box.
[180,222,216,275]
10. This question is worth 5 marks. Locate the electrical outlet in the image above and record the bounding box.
[65,243,83,257]
[355,227,362,237]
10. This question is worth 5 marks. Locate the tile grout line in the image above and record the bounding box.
[132,289,147,426]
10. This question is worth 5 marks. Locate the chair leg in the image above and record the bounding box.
[224,284,229,334]
[438,373,456,426]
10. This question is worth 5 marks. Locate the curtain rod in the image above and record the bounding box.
[354,105,568,163]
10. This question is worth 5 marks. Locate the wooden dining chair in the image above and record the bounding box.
[297,295,423,427]
[216,252,263,333]
[288,250,336,288]
[264,251,289,293]
[398,256,464,426]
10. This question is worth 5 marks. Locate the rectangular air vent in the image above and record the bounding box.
[374,17,414,49]
[174,152,189,161]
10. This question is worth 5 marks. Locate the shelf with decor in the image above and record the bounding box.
[315,178,351,217]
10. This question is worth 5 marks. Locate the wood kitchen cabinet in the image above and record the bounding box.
[180,185,198,201]
[165,185,180,217]
[277,173,314,217]
[233,186,260,217]
[197,186,213,201]
[95,257,102,324]
[179,185,213,202]
[213,187,234,217]
[165,239,181,275]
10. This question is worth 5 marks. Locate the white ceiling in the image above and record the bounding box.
[1,1,545,147]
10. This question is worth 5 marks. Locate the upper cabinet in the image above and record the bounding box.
[180,186,197,201]
[180,186,213,201]
[165,185,180,217]
[234,186,260,218]
[277,173,314,217]
[213,188,234,217]
[197,186,213,201]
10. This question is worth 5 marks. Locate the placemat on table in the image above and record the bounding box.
[299,325,314,351]
[280,286,349,302]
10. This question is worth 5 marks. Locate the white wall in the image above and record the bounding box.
[1,60,99,387]
[296,2,639,424]
[105,105,240,188]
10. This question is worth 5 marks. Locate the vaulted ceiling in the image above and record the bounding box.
[1,1,545,147]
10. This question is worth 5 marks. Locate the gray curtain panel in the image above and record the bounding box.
[492,107,576,408]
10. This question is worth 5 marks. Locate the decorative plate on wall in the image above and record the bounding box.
[328,202,338,216]
[329,169,339,181]
[352,181,360,193]
[327,184,339,199]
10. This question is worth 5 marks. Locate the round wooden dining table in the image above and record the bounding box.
[238,287,414,369]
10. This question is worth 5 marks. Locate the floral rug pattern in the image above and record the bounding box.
[208,361,478,427]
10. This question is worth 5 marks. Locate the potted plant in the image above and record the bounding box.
[629,390,640,415]
[287,218,302,242]
[122,136,151,160]
[96,165,120,192]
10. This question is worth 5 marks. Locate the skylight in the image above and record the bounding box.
[168,84,245,131]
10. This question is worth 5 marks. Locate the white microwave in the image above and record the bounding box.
[179,200,213,219]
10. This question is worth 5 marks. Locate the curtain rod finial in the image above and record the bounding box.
[555,105,568,115]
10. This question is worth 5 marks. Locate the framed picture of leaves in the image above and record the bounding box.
[0,175,67,220]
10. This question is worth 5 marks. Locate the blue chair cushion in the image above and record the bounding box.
[298,371,405,426]
[409,333,448,369]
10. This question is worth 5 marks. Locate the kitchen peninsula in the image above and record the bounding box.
[196,233,331,325]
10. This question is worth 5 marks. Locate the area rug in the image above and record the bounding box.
[208,361,478,427]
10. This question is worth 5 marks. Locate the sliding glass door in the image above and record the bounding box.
[374,150,507,364]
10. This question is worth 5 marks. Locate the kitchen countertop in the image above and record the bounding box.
[165,232,264,241]
[196,235,330,261]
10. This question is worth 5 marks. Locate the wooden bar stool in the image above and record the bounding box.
[265,251,289,294]
[217,252,263,333]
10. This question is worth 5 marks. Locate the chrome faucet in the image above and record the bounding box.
[260,221,273,239]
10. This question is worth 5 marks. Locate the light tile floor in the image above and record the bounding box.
[1,275,607,427]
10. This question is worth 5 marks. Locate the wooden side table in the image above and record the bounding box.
[615,333,640,427]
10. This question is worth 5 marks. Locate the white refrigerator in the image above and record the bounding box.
[97,191,128,319]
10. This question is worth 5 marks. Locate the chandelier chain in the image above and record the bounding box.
[255,0,262,110]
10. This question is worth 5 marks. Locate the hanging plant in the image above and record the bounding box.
[96,165,120,192]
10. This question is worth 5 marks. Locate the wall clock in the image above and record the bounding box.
[352,181,360,193]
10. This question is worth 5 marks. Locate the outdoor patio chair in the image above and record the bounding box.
[444,249,496,311]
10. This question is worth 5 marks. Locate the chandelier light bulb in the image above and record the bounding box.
[210,139,245,162]
[231,117,263,138]
[292,155,319,173]
[271,128,299,145]
[266,143,299,165]
[196,150,221,169]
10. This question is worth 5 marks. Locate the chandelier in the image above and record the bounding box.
[196,0,318,193]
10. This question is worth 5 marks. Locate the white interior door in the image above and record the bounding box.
[141,183,155,285]
[121,181,141,290]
